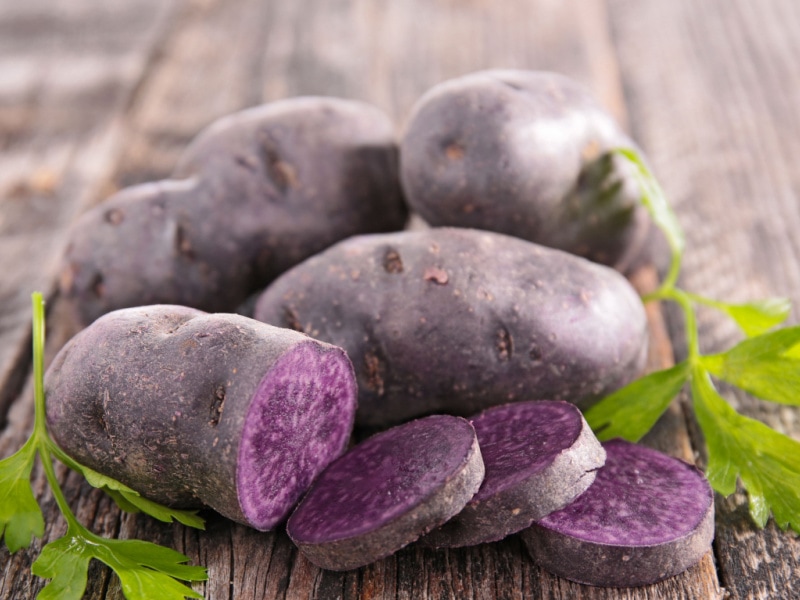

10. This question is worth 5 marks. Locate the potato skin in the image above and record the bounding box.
[44,305,358,529]
[254,228,648,426]
[59,97,407,327]
[400,70,664,272]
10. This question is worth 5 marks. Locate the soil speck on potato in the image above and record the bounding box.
[496,327,513,361]
[383,249,404,273]
[423,266,449,284]
[364,350,385,396]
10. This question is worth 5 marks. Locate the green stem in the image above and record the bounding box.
[672,289,702,363]
[643,286,702,364]
[30,292,83,534]
[38,445,81,533]
[31,292,48,441]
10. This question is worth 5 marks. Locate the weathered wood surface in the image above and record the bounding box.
[0,0,798,598]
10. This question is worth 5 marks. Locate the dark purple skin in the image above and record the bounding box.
[59,96,407,327]
[254,228,648,426]
[400,69,667,273]
[45,305,358,531]
[287,414,485,571]
[421,401,606,548]
[521,439,715,587]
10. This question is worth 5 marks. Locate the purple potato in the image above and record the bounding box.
[521,439,714,587]
[254,227,648,426]
[421,401,605,548]
[287,414,485,570]
[400,69,666,273]
[45,305,358,530]
[59,96,407,327]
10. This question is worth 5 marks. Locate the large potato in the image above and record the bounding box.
[400,70,665,272]
[254,228,648,426]
[59,97,407,327]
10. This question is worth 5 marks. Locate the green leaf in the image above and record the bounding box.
[33,530,207,600]
[584,362,689,442]
[703,325,800,406]
[0,441,45,552]
[614,147,685,257]
[688,294,791,337]
[718,298,792,336]
[50,444,205,529]
[692,369,800,532]
[32,535,93,600]
[114,491,205,529]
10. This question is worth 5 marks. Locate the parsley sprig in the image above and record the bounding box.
[585,148,800,533]
[0,293,208,599]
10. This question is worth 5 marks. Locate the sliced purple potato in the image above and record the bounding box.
[521,439,714,587]
[45,305,358,530]
[286,415,485,571]
[421,401,605,548]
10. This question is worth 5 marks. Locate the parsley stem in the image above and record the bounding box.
[30,292,82,534]
[672,289,702,363]
[38,445,81,533]
[31,292,47,441]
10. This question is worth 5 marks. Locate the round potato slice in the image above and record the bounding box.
[521,439,714,587]
[287,415,485,570]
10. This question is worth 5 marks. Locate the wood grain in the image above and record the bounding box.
[608,1,800,598]
[0,0,177,423]
[1,0,799,598]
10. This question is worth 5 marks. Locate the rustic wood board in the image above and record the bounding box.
[1,0,798,598]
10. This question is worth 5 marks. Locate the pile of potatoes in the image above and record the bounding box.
[46,69,710,588]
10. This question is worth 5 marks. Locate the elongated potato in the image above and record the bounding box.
[254,228,648,426]
[45,305,358,530]
[59,97,407,327]
[400,69,666,272]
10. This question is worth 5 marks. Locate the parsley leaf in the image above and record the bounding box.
[615,148,685,258]
[32,528,206,600]
[703,325,800,406]
[598,148,800,533]
[687,294,791,337]
[692,369,800,532]
[584,361,689,442]
[51,446,205,529]
[0,292,209,599]
[0,439,44,552]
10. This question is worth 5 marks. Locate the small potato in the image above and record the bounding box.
[254,227,648,427]
[60,97,407,327]
[400,70,665,272]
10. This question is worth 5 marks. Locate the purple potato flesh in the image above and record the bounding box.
[254,227,648,426]
[45,305,358,530]
[287,415,485,571]
[521,439,714,587]
[421,401,605,548]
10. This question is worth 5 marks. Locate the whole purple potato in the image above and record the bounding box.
[254,228,648,427]
[45,305,358,531]
[400,70,665,272]
[59,97,408,327]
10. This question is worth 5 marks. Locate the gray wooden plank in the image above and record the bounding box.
[0,0,748,597]
[607,0,800,598]
[0,0,178,423]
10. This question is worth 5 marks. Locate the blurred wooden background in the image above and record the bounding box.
[1,0,799,598]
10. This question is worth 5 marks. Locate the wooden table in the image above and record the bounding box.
[2,0,799,598]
